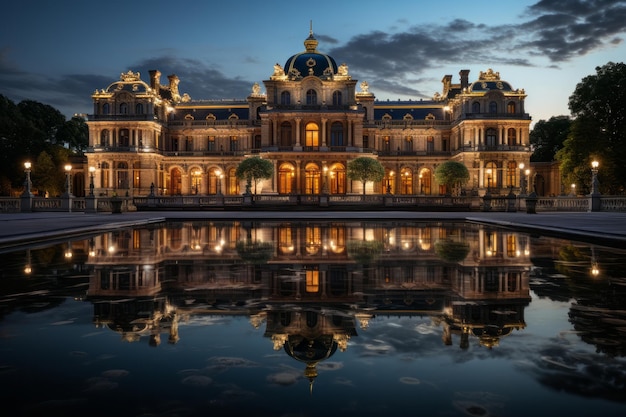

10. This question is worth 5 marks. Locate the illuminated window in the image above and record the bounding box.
[306,270,319,293]
[507,101,516,113]
[305,122,319,147]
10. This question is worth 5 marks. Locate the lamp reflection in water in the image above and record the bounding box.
[590,247,600,277]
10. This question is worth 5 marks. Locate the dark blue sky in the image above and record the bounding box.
[1,0,625,121]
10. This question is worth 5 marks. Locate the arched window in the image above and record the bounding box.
[135,103,144,114]
[305,122,319,147]
[489,101,498,114]
[102,103,110,115]
[330,121,344,147]
[332,90,342,106]
[486,128,497,148]
[208,167,222,194]
[507,128,517,146]
[304,163,321,194]
[507,101,516,114]
[280,91,290,105]
[119,103,128,114]
[485,162,497,189]
[278,163,295,194]
[170,168,182,195]
[306,89,317,105]
[329,163,345,194]
[472,101,480,113]
[400,168,413,195]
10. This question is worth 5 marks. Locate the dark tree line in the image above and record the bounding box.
[530,62,626,195]
[0,94,88,196]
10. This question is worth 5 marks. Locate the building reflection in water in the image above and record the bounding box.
[81,221,533,385]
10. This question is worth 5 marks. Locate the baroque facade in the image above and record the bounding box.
[86,31,531,199]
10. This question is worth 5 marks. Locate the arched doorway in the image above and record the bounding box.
[419,168,432,195]
[328,163,345,194]
[170,168,182,195]
[304,163,321,194]
[190,168,202,195]
[209,167,223,195]
[278,163,296,194]
[400,167,413,194]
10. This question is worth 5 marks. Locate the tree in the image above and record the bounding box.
[434,161,469,195]
[529,116,572,162]
[557,62,626,194]
[235,156,274,195]
[56,116,89,153]
[346,157,385,195]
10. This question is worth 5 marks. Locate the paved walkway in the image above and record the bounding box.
[2,210,626,250]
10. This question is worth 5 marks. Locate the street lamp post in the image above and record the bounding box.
[64,164,73,197]
[590,160,600,195]
[589,160,600,212]
[518,163,526,195]
[22,162,33,197]
[20,161,34,212]
[89,166,95,196]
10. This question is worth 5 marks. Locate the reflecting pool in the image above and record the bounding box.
[1,220,625,417]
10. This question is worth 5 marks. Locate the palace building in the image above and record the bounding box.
[85,30,532,200]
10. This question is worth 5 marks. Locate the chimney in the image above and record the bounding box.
[459,69,470,90]
[149,70,161,91]
[167,74,180,100]
[441,74,452,96]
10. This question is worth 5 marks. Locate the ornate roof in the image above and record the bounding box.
[468,68,514,92]
[282,30,339,80]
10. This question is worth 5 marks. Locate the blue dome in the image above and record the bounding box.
[284,32,338,79]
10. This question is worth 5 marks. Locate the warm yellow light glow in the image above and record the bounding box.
[24,265,32,274]
[24,161,31,170]
[65,164,72,172]
[89,166,96,173]
[525,169,530,175]
[592,160,599,168]
[518,162,524,170]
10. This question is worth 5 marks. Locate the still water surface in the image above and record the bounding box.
[1,220,625,417]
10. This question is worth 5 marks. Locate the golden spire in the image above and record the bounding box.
[304,21,318,52]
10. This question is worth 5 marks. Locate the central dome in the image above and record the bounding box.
[283,31,338,79]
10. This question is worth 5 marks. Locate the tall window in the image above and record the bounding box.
[305,122,319,147]
[330,122,343,146]
[485,162,497,189]
[507,101,516,114]
[332,90,342,106]
[280,122,292,147]
[404,136,413,152]
[383,136,391,153]
[489,101,498,114]
[229,136,238,152]
[119,129,130,147]
[100,130,110,146]
[486,128,497,147]
[400,168,413,194]
[133,161,141,189]
[506,161,517,187]
[278,163,295,194]
[427,136,434,153]
[101,162,110,188]
[507,128,517,146]
[102,103,110,115]
[116,162,129,190]
[304,163,320,194]
[119,103,128,114]
[306,89,317,105]
[207,136,215,151]
[135,103,144,114]
[280,91,290,105]
[472,102,480,113]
